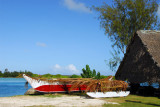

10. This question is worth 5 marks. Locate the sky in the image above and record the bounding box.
[0,0,160,76]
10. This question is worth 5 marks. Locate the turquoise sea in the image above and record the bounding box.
[0,78,31,97]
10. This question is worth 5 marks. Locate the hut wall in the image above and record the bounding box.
[116,34,160,83]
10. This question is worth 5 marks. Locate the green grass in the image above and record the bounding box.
[103,95,160,107]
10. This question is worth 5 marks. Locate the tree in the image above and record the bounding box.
[94,0,159,70]
[0,71,3,77]
[81,65,101,79]
[24,70,33,76]
[92,69,96,77]
[3,68,11,77]
[10,71,19,77]
[95,72,101,79]
[81,65,93,78]
[81,65,90,78]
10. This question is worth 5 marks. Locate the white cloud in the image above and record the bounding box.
[65,64,77,71]
[158,5,160,18]
[36,42,47,47]
[63,0,92,13]
[52,64,79,75]
[54,64,61,69]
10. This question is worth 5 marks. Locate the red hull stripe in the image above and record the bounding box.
[35,85,87,92]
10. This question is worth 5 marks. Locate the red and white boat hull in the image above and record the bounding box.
[23,74,86,93]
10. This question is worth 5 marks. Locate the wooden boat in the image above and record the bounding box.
[23,74,130,97]
[23,74,86,92]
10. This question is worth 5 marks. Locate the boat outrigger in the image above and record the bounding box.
[23,74,130,98]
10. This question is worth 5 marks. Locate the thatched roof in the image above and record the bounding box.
[138,30,160,67]
[115,30,160,84]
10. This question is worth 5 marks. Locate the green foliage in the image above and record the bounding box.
[81,65,92,78]
[55,74,62,78]
[94,0,159,70]
[92,69,96,77]
[3,69,11,77]
[42,73,53,78]
[32,74,40,78]
[0,68,109,79]
[3,71,11,77]
[95,72,101,79]
[81,65,102,79]
[24,70,33,76]
[99,75,108,79]
[10,71,20,77]
[0,69,33,78]
[41,74,69,79]
[70,74,81,78]
[41,74,53,79]
[108,49,122,71]
[59,75,69,78]
[0,71,3,77]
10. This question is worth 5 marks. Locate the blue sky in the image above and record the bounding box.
[0,0,160,75]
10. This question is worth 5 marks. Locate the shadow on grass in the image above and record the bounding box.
[125,100,160,106]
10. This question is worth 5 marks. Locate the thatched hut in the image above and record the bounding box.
[115,30,160,84]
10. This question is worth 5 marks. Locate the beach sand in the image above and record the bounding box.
[0,95,118,107]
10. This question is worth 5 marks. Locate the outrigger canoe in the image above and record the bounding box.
[23,74,86,92]
[23,74,130,97]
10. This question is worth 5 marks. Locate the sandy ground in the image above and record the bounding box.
[0,95,118,107]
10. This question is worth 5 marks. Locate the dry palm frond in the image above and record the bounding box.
[85,80,97,92]
[68,77,128,93]
[25,74,128,93]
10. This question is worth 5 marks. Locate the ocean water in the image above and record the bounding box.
[140,82,159,88]
[0,78,31,97]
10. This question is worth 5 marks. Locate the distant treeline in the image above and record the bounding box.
[0,69,33,77]
[0,68,111,79]
[32,73,82,79]
[0,69,83,78]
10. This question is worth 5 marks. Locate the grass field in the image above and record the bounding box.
[103,95,160,107]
